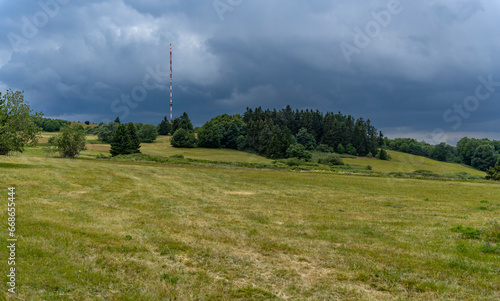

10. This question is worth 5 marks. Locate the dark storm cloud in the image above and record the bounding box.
[0,0,499,144]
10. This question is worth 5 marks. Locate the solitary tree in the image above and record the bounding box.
[0,90,41,155]
[48,124,86,158]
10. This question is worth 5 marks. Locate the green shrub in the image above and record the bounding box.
[377,149,389,160]
[317,144,333,153]
[412,170,437,176]
[345,143,357,156]
[318,154,344,166]
[284,158,303,166]
[286,143,312,161]
[486,162,500,181]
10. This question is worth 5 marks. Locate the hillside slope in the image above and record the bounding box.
[56,133,486,175]
[342,150,485,176]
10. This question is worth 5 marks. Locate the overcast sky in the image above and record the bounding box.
[1,0,500,144]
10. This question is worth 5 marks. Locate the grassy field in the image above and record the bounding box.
[0,135,498,300]
[342,151,485,176]
[84,135,273,164]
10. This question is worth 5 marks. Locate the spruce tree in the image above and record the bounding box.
[110,124,131,156]
[127,122,141,154]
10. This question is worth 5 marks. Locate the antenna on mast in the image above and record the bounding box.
[170,43,173,122]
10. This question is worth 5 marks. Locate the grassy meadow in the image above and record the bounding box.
[0,134,499,300]
[342,151,486,176]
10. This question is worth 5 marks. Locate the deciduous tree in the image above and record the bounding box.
[486,162,500,181]
[48,124,86,158]
[171,128,196,148]
[0,89,41,155]
[137,124,158,143]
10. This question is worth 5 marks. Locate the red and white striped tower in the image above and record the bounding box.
[169,43,173,121]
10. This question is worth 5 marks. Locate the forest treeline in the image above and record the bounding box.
[192,106,384,159]
[384,137,500,171]
[33,106,500,172]
[35,117,71,132]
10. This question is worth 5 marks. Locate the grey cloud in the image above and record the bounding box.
[0,0,498,142]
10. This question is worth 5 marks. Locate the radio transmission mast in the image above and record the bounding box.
[169,44,173,122]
